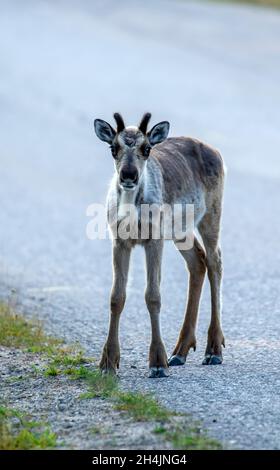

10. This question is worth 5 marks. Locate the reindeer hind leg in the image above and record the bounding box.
[198,201,225,366]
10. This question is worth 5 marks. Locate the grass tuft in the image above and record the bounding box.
[169,427,222,450]
[153,425,167,434]
[44,366,59,377]
[0,406,57,450]
[153,422,221,449]
[50,352,90,367]
[0,303,61,353]
[115,392,171,421]
[70,366,118,398]
[79,391,97,400]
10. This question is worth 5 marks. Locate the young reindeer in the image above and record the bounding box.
[94,112,225,378]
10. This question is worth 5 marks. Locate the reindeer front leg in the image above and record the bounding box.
[100,240,131,374]
[145,239,169,378]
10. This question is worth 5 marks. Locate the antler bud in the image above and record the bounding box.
[139,112,152,134]
[113,113,125,133]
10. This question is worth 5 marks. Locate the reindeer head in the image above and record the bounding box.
[94,113,170,191]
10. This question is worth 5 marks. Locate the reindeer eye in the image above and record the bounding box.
[110,144,119,158]
[141,144,151,158]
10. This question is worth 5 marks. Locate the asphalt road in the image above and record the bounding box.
[1,0,280,449]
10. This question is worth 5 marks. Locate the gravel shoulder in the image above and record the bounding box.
[0,347,174,450]
[0,304,219,450]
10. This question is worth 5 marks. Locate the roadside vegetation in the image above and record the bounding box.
[115,392,171,421]
[153,423,221,450]
[212,0,280,7]
[0,302,62,353]
[0,301,221,450]
[0,406,56,450]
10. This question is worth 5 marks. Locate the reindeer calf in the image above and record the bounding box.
[94,113,225,378]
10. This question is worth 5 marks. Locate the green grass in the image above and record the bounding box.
[211,0,280,7]
[0,301,94,375]
[0,303,62,354]
[153,424,221,450]
[44,366,59,377]
[0,304,106,395]
[79,391,97,400]
[115,392,172,421]
[169,428,221,450]
[0,406,57,450]
[50,352,90,367]
[0,301,222,450]
[115,393,221,448]
[70,366,118,398]
[153,425,167,434]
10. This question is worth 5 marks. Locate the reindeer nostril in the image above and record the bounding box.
[120,168,138,183]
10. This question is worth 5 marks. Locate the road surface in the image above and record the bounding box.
[1,0,280,449]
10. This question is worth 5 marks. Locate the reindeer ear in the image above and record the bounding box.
[94,119,116,144]
[147,121,170,146]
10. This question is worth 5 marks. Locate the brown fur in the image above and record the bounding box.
[95,114,225,376]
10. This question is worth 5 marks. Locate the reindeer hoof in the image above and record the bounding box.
[202,354,222,365]
[202,354,211,365]
[209,355,223,365]
[168,355,186,367]
[149,367,169,378]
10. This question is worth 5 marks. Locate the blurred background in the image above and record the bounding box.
[0,0,280,449]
